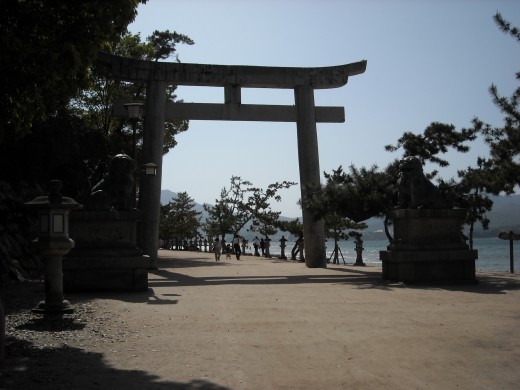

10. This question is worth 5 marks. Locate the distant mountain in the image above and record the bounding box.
[161,189,206,215]
[472,194,520,237]
[160,189,176,205]
[161,190,520,240]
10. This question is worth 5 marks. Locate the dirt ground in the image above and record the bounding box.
[1,249,520,390]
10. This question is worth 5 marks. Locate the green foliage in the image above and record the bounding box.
[0,108,108,200]
[160,192,202,242]
[276,218,304,237]
[0,0,145,145]
[0,2,174,200]
[304,165,395,224]
[304,117,489,243]
[147,30,194,61]
[71,30,193,161]
[478,13,520,195]
[456,158,494,248]
[203,177,296,240]
[494,12,520,42]
[203,177,252,240]
[323,213,367,242]
[248,181,297,238]
[385,122,478,170]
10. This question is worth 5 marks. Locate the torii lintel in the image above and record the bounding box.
[96,51,367,89]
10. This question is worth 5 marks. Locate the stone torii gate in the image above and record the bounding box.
[97,51,367,268]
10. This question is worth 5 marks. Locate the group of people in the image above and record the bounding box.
[212,234,304,261]
[212,234,243,261]
[212,234,269,261]
[252,236,268,257]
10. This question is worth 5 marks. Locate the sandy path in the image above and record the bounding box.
[2,249,520,389]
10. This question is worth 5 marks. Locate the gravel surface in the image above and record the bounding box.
[0,282,138,390]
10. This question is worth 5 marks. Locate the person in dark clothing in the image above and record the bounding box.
[260,238,265,256]
[233,234,242,260]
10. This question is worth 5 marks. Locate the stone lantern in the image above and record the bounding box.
[142,162,158,176]
[26,180,82,313]
[279,236,287,260]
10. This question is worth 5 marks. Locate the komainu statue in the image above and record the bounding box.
[86,154,135,210]
[397,156,450,209]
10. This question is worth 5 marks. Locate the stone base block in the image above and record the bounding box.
[63,256,150,292]
[380,249,478,283]
[69,210,140,250]
[380,208,478,283]
[65,210,149,292]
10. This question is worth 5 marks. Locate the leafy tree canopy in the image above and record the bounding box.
[385,122,478,175]
[72,29,193,161]
[248,181,297,238]
[303,165,395,224]
[0,0,146,145]
[203,176,253,241]
[203,176,297,241]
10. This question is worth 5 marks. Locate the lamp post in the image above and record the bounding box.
[25,180,82,314]
[124,102,144,208]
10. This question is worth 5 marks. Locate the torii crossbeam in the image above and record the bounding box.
[98,51,367,268]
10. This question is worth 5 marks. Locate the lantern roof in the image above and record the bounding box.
[25,180,82,210]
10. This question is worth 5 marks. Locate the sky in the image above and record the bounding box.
[128,0,520,218]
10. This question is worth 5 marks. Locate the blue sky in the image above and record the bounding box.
[128,0,520,218]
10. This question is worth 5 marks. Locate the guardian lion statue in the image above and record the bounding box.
[86,154,135,210]
[397,156,450,209]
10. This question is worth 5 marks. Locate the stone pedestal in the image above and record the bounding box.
[380,209,477,283]
[64,210,150,291]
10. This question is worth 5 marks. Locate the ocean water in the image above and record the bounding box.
[265,237,518,272]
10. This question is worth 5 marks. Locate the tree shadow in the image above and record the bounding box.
[1,336,230,390]
[0,289,229,390]
[148,266,393,291]
[149,257,520,295]
[157,255,227,269]
[66,288,180,306]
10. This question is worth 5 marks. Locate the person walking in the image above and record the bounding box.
[233,234,242,260]
[260,238,265,257]
[213,237,222,261]
[253,236,260,256]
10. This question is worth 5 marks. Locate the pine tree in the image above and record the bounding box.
[203,176,252,241]
[160,192,202,247]
[480,13,520,194]
[247,181,297,242]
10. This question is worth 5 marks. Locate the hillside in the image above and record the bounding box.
[473,194,520,237]
[161,190,520,240]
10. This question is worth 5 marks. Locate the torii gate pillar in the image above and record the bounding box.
[295,85,326,267]
[141,80,167,269]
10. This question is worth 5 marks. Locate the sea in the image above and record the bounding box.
[264,237,517,272]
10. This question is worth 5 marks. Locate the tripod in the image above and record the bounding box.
[328,240,346,264]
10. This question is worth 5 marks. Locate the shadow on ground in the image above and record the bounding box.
[152,254,520,295]
[0,287,229,390]
[1,336,229,390]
